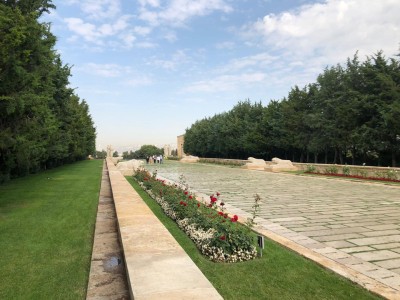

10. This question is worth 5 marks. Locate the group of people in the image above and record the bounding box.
[146,155,163,164]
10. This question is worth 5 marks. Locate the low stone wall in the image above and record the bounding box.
[105,158,222,300]
[199,157,247,166]
[294,162,400,178]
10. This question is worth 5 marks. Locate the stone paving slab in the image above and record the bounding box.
[145,161,400,299]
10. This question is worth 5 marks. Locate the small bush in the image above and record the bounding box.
[325,166,338,174]
[342,166,351,176]
[305,164,317,173]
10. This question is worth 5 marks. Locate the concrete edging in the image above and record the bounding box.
[105,158,222,300]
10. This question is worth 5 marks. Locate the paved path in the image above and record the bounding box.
[87,162,130,300]
[145,161,400,297]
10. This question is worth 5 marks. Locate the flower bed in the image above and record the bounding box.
[134,169,258,263]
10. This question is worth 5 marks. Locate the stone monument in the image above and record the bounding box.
[106,145,113,158]
[264,157,298,172]
[180,155,199,163]
[242,157,267,170]
[116,159,143,176]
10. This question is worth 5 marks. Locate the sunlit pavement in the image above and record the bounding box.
[144,160,400,295]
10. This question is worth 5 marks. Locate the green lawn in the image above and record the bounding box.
[0,160,103,299]
[127,177,381,300]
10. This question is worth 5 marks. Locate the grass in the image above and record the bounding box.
[127,177,381,300]
[0,159,103,300]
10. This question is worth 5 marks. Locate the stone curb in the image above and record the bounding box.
[105,158,222,300]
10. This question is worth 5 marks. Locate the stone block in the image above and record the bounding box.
[180,155,199,163]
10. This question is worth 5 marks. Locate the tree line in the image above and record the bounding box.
[122,145,164,160]
[0,1,96,182]
[184,51,400,167]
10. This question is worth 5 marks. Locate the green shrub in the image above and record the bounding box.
[342,166,351,176]
[325,165,338,174]
[305,164,317,173]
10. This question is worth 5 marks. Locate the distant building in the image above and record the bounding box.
[164,144,171,157]
[177,134,185,158]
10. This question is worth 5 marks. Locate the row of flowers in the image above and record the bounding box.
[134,169,258,263]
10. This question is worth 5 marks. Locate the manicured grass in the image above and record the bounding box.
[0,160,103,299]
[127,177,381,300]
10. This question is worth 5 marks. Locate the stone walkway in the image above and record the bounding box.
[145,161,400,298]
[86,162,130,300]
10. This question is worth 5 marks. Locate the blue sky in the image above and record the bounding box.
[43,0,400,152]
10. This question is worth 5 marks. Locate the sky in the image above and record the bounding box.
[42,0,400,152]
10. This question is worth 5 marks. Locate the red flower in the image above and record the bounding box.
[216,192,220,196]
[188,195,193,199]
[224,214,228,219]
[230,218,237,222]
[197,203,200,208]
[210,196,217,203]
[183,202,187,206]
[144,178,148,181]
[233,215,238,221]
[218,212,224,216]
[220,235,226,240]
[184,191,188,195]
[180,201,183,205]
[208,204,213,208]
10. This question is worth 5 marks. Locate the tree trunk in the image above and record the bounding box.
[314,153,318,163]
[351,147,356,165]
[306,151,310,163]
[392,151,397,167]
[324,148,328,164]
[333,148,338,164]
[339,149,344,165]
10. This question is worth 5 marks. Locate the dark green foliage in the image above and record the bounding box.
[0,2,96,182]
[184,50,400,167]
[123,144,163,159]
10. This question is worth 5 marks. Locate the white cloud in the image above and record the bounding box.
[215,41,235,49]
[147,50,190,70]
[81,63,132,77]
[79,0,121,20]
[137,41,158,48]
[139,0,233,27]
[125,76,153,86]
[164,31,178,42]
[218,52,277,73]
[138,0,161,7]
[247,0,400,61]
[64,15,132,46]
[234,0,400,94]
[64,18,100,42]
[184,72,266,93]
[134,26,152,36]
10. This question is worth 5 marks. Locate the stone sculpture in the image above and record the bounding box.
[242,157,267,170]
[264,157,297,172]
[116,159,143,175]
[180,155,200,163]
